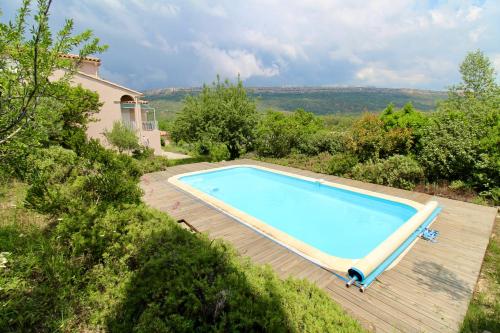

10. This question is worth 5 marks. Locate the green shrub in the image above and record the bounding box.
[193,140,230,161]
[25,142,142,215]
[256,109,324,157]
[208,142,230,161]
[299,130,350,155]
[255,111,297,157]
[24,146,79,214]
[349,113,414,161]
[132,146,155,160]
[77,205,363,333]
[449,180,470,191]
[352,155,424,190]
[104,121,140,153]
[419,110,480,180]
[134,155,170,174]
[328,153,358,176]
[380,102,428,148]
[171,76,257,159]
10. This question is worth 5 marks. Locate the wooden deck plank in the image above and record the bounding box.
[140,159,497,333]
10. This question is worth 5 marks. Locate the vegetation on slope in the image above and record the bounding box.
[147,87,447,120]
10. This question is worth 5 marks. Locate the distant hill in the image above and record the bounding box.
[145,87,447,120]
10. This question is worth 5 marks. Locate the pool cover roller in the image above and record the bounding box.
[347,201,439,287]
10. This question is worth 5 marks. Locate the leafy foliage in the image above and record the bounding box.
[0,0,106,144]
[104,121,140,153]
[255,109,324,157]
[253,50,499,204]
[328,153,359,176]
[380,102,428,149]
[351,155,424,190]
[418,110,480,180]
[171,76,258,159]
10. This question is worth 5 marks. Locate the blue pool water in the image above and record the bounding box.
[179,166,417,259]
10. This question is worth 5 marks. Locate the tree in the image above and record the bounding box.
[456,50,497,99]
[380,102,428,149]
[171,76,257,159]
[255,109,324,157]
[0,0,106,144]
[104,121,140,153]
[419,50,499,196]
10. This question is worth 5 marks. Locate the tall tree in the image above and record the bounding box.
[171,76,258,159]
[0,0,106,144]
[449,50,499,103]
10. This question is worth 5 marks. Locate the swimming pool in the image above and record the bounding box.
[169,165,440,289]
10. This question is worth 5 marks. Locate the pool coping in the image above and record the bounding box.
[168,164,437,273]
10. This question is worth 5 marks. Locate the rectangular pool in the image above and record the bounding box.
[169,165,438,276]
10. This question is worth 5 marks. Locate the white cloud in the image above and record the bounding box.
[329,49,362,65]
[355,64,428,87]
[469,27,485,42]
[191,1,227,17]
[192,43,279,79]
[465,5,482,22]
[129,0,180,16]
[39,0,500,89]
[242,30,305,60]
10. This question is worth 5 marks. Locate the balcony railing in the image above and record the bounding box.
[142,121,158,131]
[121,120,157,131]
[122,120,137,130]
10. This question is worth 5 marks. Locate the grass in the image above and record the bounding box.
[0,180,47,229]
[461,215,500,333]
[161,141,192,155]
[0,181,85,331]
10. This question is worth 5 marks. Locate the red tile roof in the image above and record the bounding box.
[59,53,101,63]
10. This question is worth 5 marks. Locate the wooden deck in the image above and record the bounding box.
[140,159,497,333]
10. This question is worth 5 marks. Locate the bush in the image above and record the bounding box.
[194,140,230,162]
[328,153,359,176]
[298,130,351,155]
[104,121,140,153]
[256,109,324,157]
[25,141,142,215]
[380,102,428,149]
[419,110,480,180]
[171,76,257,159]
[24,146,79,214]
[348,113,386,161]
[208,142,230,161]
[75,205,363,332]
[132,146,155,160]
[352,155,424,190]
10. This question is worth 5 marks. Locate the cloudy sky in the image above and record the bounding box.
[2,0,500,90]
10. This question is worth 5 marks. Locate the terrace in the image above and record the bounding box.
[140,159,497,333]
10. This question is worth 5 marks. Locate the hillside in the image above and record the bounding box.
[145,87,447,120]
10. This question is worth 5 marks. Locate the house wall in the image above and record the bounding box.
[52,68,163,155]
[78,61,99,77]
[69,73,142,145]
[140,130,162,153]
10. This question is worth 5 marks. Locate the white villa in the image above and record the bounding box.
[59,54,162,154]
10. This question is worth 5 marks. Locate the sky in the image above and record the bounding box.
[2,0,500,91]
